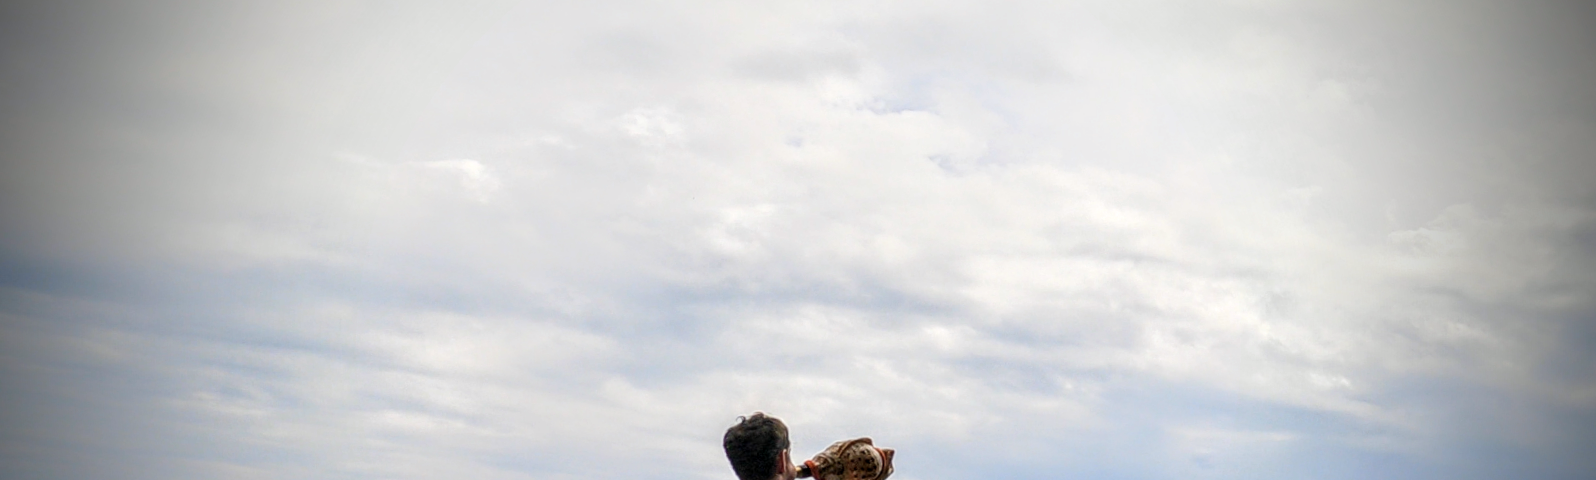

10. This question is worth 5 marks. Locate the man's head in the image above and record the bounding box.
[723,412,796,480]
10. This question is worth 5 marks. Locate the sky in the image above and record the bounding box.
[1,1,1594,479]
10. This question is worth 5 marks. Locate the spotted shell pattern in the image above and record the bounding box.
[800,437,895,480]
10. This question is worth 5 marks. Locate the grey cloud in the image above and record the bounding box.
[732,48,863,83]
[3,1,1594,480]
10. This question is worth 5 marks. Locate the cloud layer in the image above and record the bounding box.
[2,1,1594,479]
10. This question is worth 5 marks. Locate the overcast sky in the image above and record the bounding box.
[2,1,1594,479]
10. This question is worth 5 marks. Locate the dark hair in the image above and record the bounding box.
[723,412,791,480]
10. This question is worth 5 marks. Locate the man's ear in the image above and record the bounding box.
[777,449,790,471]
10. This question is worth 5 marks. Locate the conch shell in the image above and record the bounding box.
[797,437,894,480]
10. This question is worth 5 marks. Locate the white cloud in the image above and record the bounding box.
[2,1,1593,480]
[417,159,502,202]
